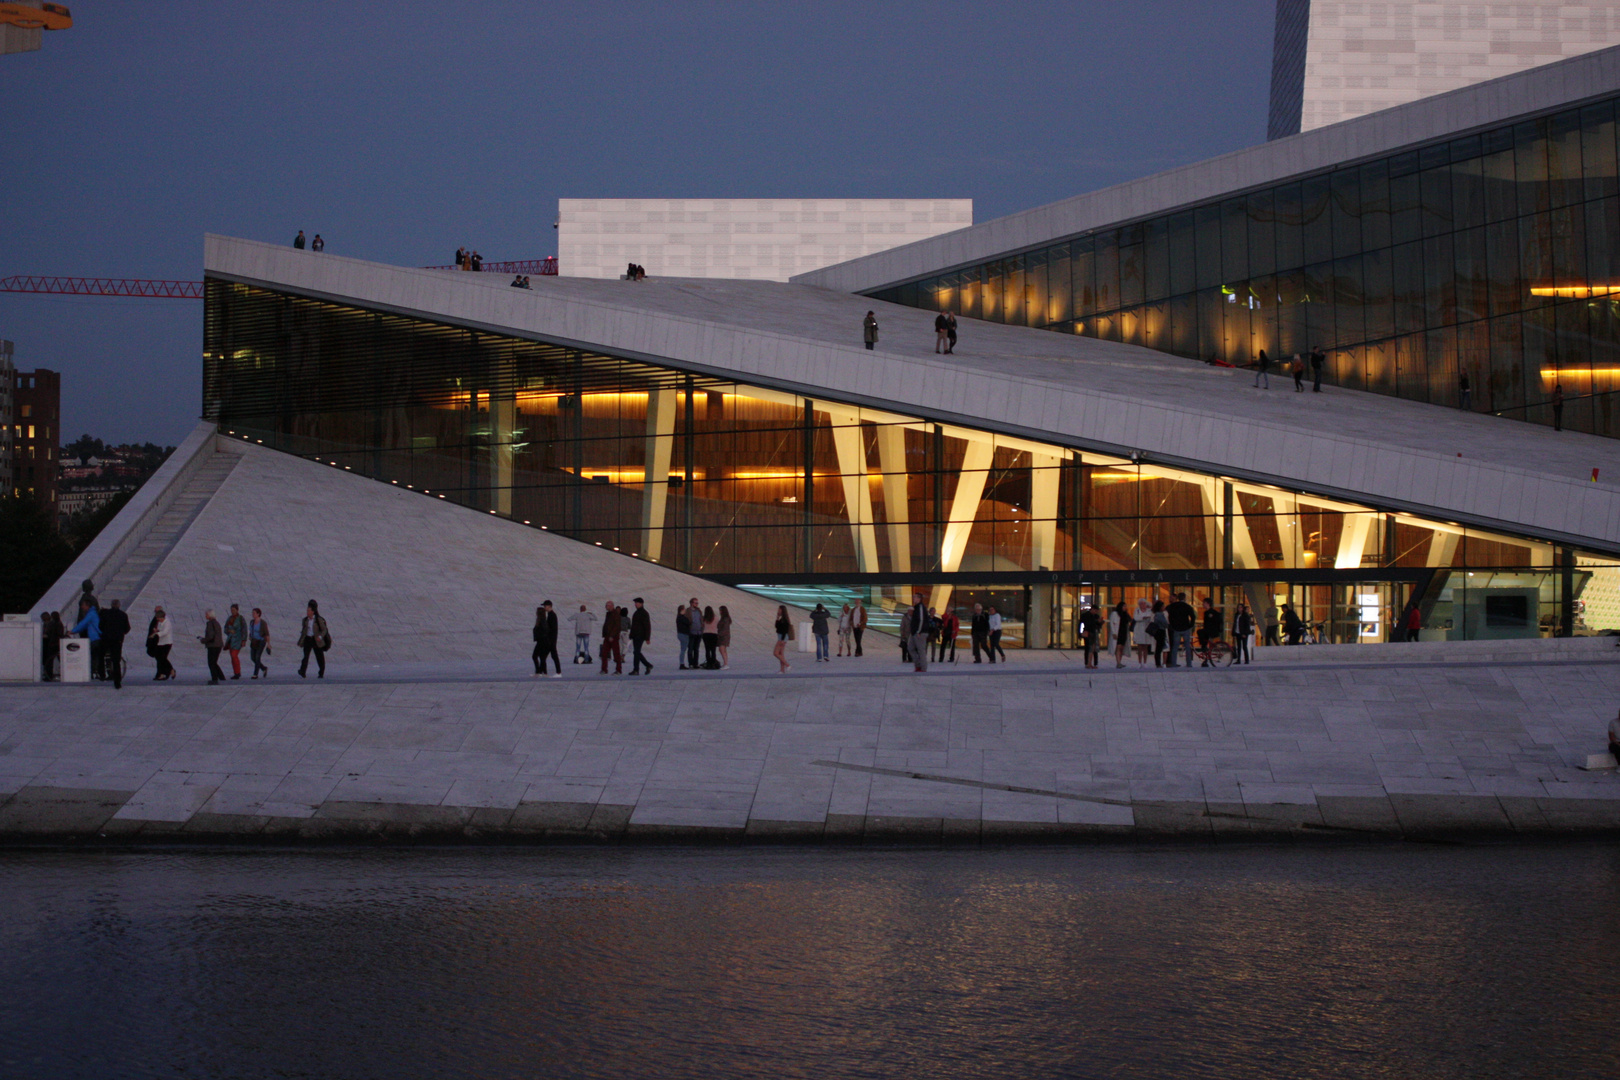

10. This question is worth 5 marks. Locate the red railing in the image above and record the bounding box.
[423,257,558,275]
[0,276,205,298]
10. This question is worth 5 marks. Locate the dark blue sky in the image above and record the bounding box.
[0,1,1274,445]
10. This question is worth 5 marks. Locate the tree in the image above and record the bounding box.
[0,495,74,614]
[64,433,105,465]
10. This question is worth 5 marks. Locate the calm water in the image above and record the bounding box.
[1,843,1617,1079]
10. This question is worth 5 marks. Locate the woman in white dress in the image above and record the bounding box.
[1131,597,1156,666]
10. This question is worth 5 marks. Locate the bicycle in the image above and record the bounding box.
[1194,636,1238,668]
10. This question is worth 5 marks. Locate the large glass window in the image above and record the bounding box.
[872,89,1620,438]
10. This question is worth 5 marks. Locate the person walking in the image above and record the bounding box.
[675,603,692,670]
[773,605,794,673]
[1405,605,1422,642]
[294,230,306,250]
[1263,602,1280,647]
[863,311,879,351]
[311,234,325,252]
[1166,592,1196,668]
[945,311,957,354]
[599,601,623,675]
[534,601,562,677]
[629,597,654,675]
[223,603,248,680]
[935,605,958,664]
[1253,348,1271,389]
[1310,346,1325,392]
[852,599,868,656]
[1459,373,1472,410]
[717,605,732,669]
[1233,603,1253,665]
[1079,603,1103,668]
[199,609,226,685]
[569,604,596,664]
[837,603,854,657]
[1151,598,1169,668]
[297,599,330,678]
[1552,382,1565,431]
[685,596,703,670]
[1131,597,1155,666]
[907,594,930,672]
[935,312,949,353]
[1107,601,1130,669]
[701,605,721,669]
[100,599,130,689]
[970,602,991,663]
[148,606,175,680]
[1290,353,1305,392]
[810,604,831,663]
[248,607,270,679]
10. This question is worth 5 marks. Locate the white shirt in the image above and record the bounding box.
[988,613,1002,632]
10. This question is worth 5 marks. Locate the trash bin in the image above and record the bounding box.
[59,638,92,683]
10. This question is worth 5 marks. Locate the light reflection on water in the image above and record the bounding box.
[1,844,1617,1079]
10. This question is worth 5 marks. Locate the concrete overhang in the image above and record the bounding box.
[205,235,1620,556]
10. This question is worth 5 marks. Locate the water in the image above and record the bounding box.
[1,843,1616,1079]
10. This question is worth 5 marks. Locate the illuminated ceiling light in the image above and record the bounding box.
[1541,368,1620,377]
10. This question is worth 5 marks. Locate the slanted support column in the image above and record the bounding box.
[1334,512,1375,572]
[641,388,677,563]
[1425,528,1459,568]
[827,409,879,573]
[930,436,994,611]
[875,425,911,574]
[1030,453,1060,570]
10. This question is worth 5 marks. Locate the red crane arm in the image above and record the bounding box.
[1,259,558,299]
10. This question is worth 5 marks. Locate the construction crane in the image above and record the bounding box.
[0,258,558,298]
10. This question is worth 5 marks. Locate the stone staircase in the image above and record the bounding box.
[99,448,243,608]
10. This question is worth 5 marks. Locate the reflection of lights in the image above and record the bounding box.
[1541,368,1620,378]
[1530,285,1620,298]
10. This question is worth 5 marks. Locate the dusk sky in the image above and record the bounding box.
[1,1,1273,446]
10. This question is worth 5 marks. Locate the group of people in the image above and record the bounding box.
[509,275,533,289]
[453,247,483,271]
[532,598,733,677]
[859,310,962,355]
[1251,346,1327,393]
[892,596,1006,673]
[624,262,647,280]
[1075,594,1319,670]
[291,231,326,252]
[804,600,872,663]
[39,581,333,687]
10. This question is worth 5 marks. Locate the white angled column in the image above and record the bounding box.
[641,388,677,562]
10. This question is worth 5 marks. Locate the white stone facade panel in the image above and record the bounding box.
[558,199,972,281]
[1300,1,1620,132]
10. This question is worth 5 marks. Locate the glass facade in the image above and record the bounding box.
[203,281,1620,643]
[871,93,1620,438]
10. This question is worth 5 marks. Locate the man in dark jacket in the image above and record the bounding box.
[629,598,654,675]
[934,607,959,663]
[297,599,330,678]
[100,599,131,690]
[1310,346,1326,392]
[1078,603,1103,668]
[533,601,561,678]
[600,601,623,675]
[970,603,991,663]
[1166,593,1196,668]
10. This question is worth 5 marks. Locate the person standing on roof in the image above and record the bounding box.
[1310,346,1326,392]
[1253,348,1271,389]
[945,311,957,354]
[294,231,306,250]
[311,234,325,252]
[863,311,878,351]
[935,312,949,353]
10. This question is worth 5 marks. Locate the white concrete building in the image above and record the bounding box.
[556,198,972,281]
[1269,0,1620,138]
